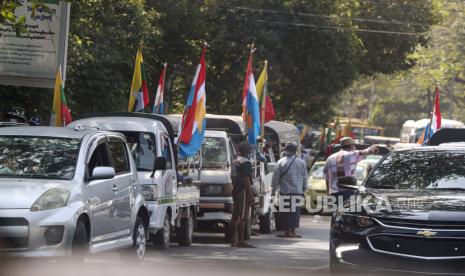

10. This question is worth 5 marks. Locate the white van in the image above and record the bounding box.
[400,118,465,143]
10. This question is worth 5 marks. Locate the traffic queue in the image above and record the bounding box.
[0,112,301,261]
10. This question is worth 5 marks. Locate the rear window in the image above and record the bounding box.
[365,150,465,190]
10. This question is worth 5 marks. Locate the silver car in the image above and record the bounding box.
[0,126,149,260]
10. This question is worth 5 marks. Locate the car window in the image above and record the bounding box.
[88,143,110,176]
[108,142,130,174]
[201,137,228,170]
[122,131,156,172]
[365,150,465,190]
[0,136,79,180]
[161,136,173,169]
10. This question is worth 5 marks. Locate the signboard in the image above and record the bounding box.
[0,0,70,88]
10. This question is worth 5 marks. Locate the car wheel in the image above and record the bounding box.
[153,214,171,249]
[176,209,193,247]
[124,217,147,263]
[259,209,274,234]
[71,219,88,260]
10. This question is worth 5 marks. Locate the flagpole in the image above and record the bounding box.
[260,60,268,152]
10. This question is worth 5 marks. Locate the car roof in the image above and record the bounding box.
[0,126,95,139]
[393,143,465,153]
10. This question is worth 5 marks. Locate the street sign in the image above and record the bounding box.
[0,0,70,88]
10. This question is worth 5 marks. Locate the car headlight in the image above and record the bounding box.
[141,184,158,201]
[340,213,375,228]
[31,188,70,212]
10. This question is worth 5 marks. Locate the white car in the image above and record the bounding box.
[0,126,149,260]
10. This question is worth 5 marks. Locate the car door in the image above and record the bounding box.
[87,138,119,241]
[107,136,133,233]
[160,134,177,204]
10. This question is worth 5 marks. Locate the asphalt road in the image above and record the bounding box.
[2,215,332,276]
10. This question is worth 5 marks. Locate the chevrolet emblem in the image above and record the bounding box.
[417,230,437,237]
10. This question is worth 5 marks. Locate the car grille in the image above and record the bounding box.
[377,217,465,230]
[368,234,465,258]
[0,218,29,249]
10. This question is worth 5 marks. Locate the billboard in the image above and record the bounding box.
[0,0,70,88]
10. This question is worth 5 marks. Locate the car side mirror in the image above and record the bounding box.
[337,176,358,189]
[151,156,167,178]
[266,162,277,172]
[91,166,115,180]
[154,156,167,171]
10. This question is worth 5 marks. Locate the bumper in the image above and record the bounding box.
[197,197,233,222]
[0,207,76,257]
[332,239,465,275]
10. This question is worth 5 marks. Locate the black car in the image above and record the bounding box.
[330,144,465,275]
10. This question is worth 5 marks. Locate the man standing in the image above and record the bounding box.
[324,137,378,197]
[272,144,308,238]
[230,142,256,248]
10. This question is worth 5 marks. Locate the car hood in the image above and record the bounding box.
[0,178,69,209]
[308,177,326,191]
[199,170,231,184]
[361,189,465,222]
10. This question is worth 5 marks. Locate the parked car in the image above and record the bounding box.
[304,161,326,211]
[69,112,200,249]
[330,143,465,274]
[0,126,149,260]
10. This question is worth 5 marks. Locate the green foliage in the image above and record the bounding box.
[0,0,440,125]
[339,0,465,137]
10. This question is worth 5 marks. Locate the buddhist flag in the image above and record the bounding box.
[153,63,167,114]
[242,52,261,145]
[51,66,72,127]
[128,46,149,112]
[256,60,275,123]
[178,46,207,157]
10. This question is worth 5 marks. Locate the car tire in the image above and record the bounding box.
[71,219,88,260]
[153,214,171,249]
[176,210,193,247]
[259,209,274,234]
[123,217,147,263]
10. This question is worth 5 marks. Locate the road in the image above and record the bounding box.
[2,215,331,276]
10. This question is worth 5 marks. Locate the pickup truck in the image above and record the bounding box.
[69,112,200,249]
[163,114,278,239]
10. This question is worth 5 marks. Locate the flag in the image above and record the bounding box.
[242,53,261,145]
[153,63,167,114]
[342,114,355,138]
[417,86,442,145]
[256,60,275,123]
[332,116,343,143]
[128,46,149,112]
[51,66,72,127]
[178,46,207,157]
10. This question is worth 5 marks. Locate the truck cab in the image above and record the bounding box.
[68,112,199,249]
[164,114,278,238]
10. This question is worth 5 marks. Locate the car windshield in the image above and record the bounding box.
[123,131,156,172]
[310,164,325,179]
[0,136,80,180]
[365,150,465,190]
[201,137,228,170]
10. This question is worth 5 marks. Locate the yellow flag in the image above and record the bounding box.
[52,67,62,127]
[256,61,268,103]
[128,47,143,112]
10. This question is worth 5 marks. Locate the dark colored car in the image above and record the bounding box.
[330,144,465,275]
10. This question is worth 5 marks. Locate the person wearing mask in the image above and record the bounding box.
[272,143,308,238]
[324,137,378,198]
[230,142,256,248]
